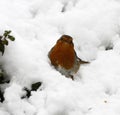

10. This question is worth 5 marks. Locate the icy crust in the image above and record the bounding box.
[0,0,120,115]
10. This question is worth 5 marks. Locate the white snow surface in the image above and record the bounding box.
[0,0,120,115]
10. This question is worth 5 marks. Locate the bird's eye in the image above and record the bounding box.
[70,40,72,44]
[60,37,64,41]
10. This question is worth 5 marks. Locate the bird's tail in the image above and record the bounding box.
[77,57,89,64]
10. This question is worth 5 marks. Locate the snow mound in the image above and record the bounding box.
[0,0,120,115]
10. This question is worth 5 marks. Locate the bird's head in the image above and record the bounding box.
[57,35,74,46]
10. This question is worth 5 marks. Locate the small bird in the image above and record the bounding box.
[48,35,88,80]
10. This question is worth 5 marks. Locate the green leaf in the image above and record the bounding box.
[0,36,2,40]
[2,39,8,45]
[5,30,11,34]
[0,72,3,78]
[0,42,5,55]
[3,30,11,37]
[0,72,4,84]
[8,35,15,41]
[3,32,8,37]
[31,82,42,91]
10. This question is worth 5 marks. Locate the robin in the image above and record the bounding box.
[48,35,88,80]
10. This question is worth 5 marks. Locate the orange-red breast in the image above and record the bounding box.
[48,35,88,80]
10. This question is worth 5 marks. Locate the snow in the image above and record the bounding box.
[0,0,120,115]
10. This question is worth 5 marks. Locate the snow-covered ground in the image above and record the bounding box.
[0,0,120,115]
